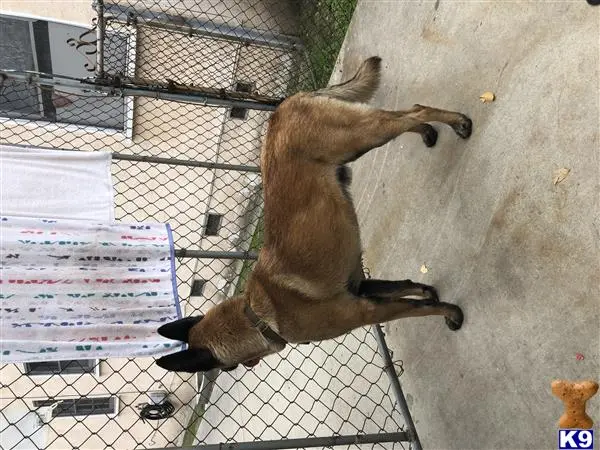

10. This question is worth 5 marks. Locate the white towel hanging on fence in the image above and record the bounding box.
[0,145,115,222]
[0,216,183,363]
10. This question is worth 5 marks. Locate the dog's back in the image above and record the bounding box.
[257,58,383,301]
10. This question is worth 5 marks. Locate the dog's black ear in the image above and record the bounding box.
[155,348,220,373]
[157,316,203,343]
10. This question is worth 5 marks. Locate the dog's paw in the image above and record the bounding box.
[421,125,438,148]
[452,115,472,139]
[444,305,464,331]
[365,56,382,69]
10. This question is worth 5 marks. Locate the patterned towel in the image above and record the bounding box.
[0,216,183,363]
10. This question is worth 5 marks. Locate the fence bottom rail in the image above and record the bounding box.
[160,432,410,450]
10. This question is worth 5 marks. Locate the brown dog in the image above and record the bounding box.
[156,57,472,372]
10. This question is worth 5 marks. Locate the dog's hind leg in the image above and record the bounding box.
[281,98,472,165]
[408,123,438,148]
[409,104,472,139]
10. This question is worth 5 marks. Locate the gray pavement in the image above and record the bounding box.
[335,1,600,449]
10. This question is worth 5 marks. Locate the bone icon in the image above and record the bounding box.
[551,380,599,429]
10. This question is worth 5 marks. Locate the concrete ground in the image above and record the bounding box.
[335,2,599,449]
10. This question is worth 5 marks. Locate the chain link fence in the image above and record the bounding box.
[0,1,422,449]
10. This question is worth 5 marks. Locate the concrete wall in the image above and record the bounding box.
[0,363,196,448]
[1,1,94,25]
[1,0,300,35]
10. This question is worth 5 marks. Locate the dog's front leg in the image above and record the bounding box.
[351,294,464,331]
[357,279,439,302]
[300,292,462,342]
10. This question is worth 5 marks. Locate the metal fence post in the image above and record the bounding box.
[160,432,410,450]
[174,250,258,260]
[0,70,282,111]
[374,325,423,450]
[95,0,106,77]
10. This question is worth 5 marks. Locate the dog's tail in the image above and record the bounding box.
[313,56,381,103]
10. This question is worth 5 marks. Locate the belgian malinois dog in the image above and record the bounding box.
[156,57,472,372]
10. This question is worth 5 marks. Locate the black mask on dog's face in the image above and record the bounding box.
[155,315,266,373]
[155,316,223,373]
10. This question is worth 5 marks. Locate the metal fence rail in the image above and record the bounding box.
[0,1,422,449]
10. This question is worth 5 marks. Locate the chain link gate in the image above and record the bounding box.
[0,1,423,449]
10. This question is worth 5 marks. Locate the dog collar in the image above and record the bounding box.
[243,303,287,347]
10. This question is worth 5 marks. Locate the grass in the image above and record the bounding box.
[233,216,264,295]
[182,370,218,446]
[182,401,206,447]
[298,0,359,90]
